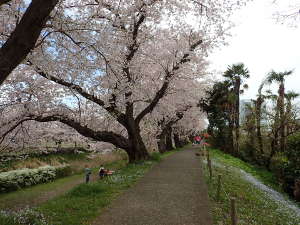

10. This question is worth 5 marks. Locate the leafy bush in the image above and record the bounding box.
[150,152,162,161]
[286,132,300,164]
[55,165,72,178]
[0,165,70,193]
[279,132,300,195]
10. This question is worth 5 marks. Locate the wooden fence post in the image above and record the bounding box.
[207,159,212,179]
[231,197,237,225]
[216,174,221,200]
[206,146,210,162]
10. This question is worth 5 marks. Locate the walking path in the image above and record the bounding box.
[0,172,99,211]
[93,146,213,225]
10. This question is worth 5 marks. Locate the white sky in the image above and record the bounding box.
[208,0,300,100]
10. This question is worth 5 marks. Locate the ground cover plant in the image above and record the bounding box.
[0,165,70,193]
[203,148,300,225]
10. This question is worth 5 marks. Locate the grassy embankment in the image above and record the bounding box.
[0,147,184,225]
[0,151,125,210]
[203,148,300,225]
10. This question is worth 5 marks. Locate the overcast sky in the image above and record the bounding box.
[208,0,300,100]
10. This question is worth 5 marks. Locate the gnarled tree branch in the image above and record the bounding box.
[28,62,128,126]
[1,113,130,150]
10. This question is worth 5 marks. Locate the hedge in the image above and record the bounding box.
[0,165,70,193]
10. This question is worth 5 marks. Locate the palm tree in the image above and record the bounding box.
[264,90,279,168]
[255,81,265,155]
[266,70,293,152]
[285,91,299,135]
[223,63,250,155]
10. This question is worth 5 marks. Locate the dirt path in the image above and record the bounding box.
[0,172,100,211]
[93,146,213,225]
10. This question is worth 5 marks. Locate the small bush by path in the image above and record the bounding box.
[203,148,300,225]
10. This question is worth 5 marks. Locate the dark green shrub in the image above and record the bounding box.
[286,132,300,164]
[279,132,300,195]
[150,152,161,161]
[55,165,72,178]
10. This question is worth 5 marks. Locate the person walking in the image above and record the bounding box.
[84,165,92,183]
[99,164,106,179]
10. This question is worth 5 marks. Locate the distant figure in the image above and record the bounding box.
[84,165,92,183]
[195,136,201,144]
[200,136,205,148]
[99,164,106,179]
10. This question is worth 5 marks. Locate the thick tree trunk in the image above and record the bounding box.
[173,132,183,148]
[126,138,149,163]
[157,133,167,153]
[166,127,174,151]
[228,113,235,154]
[126,121,150,163]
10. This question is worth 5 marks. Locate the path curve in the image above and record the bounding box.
[93,146,213,225]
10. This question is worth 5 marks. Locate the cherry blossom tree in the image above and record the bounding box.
[149,78,209,152]
[1,0,248,162]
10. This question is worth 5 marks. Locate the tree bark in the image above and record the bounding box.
[234,77,241,155]
[0,0,58,85]
[278,83,285,152]
[173,132,183,148]
[126,133,149,163]
[166,126,174,151]
[156,118,167,153]
[157,132,167,153]
[123,117,150,163]
[228,108,235,154]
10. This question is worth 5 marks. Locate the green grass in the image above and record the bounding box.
[0,147,183,225]
[0,160,125,210]
[209,149,279,190]
[37,161,154,225]
[203,148,300,225]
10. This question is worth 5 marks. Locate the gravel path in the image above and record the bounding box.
[93,146,213,225]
